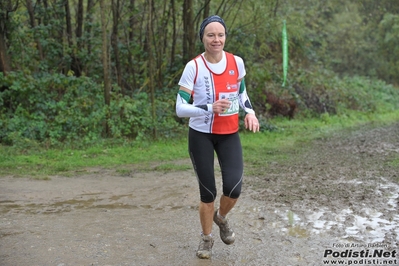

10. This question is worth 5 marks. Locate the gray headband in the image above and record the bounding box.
[199,15,227,42]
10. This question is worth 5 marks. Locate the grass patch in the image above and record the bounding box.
[388,157,399,167]
[1,110,399,178]
[153,162,192,172]
[387,155,399,183]
[0,138,189,177]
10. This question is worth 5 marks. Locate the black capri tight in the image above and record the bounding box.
[188,128,243,203]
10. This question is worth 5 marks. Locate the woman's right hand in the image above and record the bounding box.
[213,99,231,114]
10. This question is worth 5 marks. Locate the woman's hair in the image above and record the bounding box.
[199,15,227,42]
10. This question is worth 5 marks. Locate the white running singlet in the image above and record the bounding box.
[178,51,246,134]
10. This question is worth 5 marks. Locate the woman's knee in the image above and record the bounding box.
[225,189,241,199]
[200,191,217,203]
[224,179,242,199]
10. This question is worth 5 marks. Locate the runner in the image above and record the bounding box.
[176,15,260,259]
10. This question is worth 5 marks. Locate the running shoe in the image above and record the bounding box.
[213,209,235,245]
[196,233,214,259]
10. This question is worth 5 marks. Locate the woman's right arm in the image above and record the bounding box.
[176,61,213,118]
[175,86,213,118]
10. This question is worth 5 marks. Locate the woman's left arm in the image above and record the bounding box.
[238,78,259,133]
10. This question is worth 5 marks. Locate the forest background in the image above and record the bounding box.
[1,0,399,149]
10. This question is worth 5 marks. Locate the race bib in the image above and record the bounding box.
[219,92,239,116]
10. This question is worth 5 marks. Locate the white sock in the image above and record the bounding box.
[217,210,225,219]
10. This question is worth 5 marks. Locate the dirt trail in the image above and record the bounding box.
[1,123,399,266]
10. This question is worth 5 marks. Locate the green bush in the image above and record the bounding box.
[1,68,398,148]
[0,72,163,147]
[0,72,104,146]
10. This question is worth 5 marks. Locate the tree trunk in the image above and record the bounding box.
[128,0,136,41]
[99,0,111,136]
[146,0,157,138]
[64,0,73,47]
[76,0,84,40]
[126,0,137,92]
[155,0,164,89]
[64,0,80,76]
[273,0,279,17]
[26,0,44,61]
[203,0,210,20]
[0,28,11,74]
[0,0,18,74]
[182,0,195,63]
[169,0,176,71]
[80,0,94,76]
[40,0,49,25]
[85,0,94,56]
[111,0,123,92]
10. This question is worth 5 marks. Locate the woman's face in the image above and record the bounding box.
[202,22,225,54]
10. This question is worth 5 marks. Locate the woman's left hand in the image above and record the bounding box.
[245,113,260,133]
